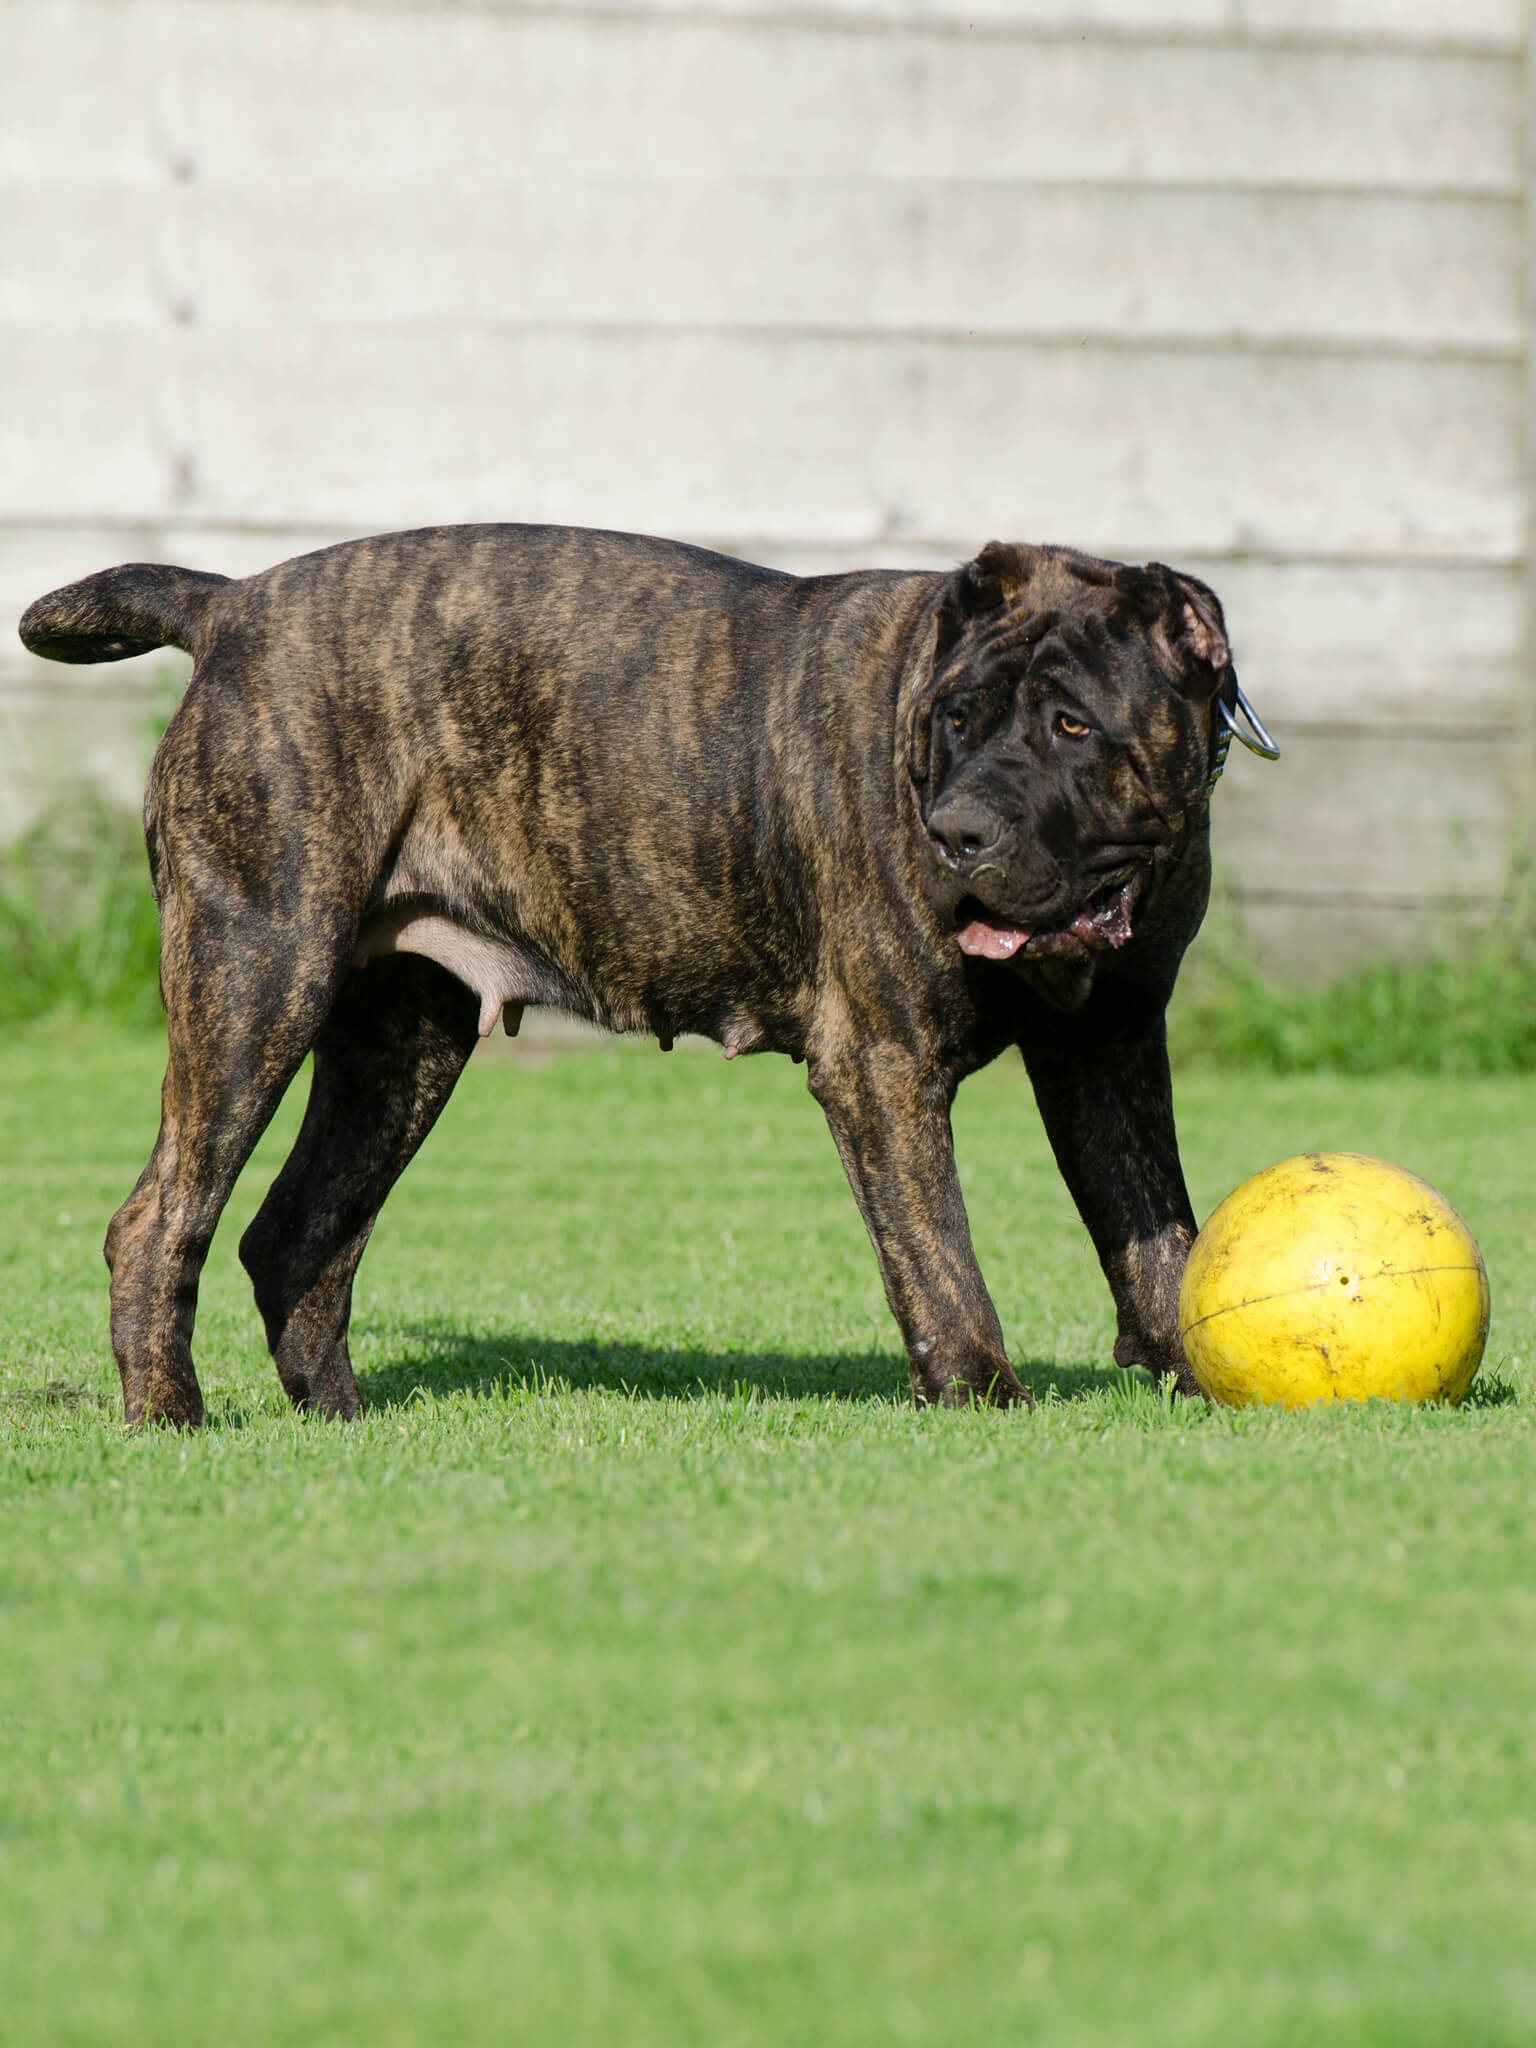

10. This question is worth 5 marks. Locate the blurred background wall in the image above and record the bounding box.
[3,0,1530,976]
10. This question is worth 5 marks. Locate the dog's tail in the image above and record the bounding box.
[19,563,232,665]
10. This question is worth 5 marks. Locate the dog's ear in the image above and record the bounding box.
[909,543,1038,782]
[933,541,1038,663]
[1129,564,1231,698]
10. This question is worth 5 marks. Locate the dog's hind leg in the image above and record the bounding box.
[238,956,481,1417]
[105,895,352,1429]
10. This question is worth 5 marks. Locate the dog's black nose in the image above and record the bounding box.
[927,794,1002,863]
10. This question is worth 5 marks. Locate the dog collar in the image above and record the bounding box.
[1202,668,1279,808]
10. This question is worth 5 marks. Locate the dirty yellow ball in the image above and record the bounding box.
[1178,1152,1489,1409]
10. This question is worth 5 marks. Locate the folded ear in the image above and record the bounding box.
[1136,563,1231,697]
[907,542,1039,782]
[933,541,1038,660]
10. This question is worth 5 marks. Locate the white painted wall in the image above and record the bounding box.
[3,0,1529,972]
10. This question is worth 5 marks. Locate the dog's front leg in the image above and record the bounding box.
[1020,990,1201,1395]
[809,1045,1030,1408]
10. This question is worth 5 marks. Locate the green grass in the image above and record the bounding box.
[2,1026,1534,2044]
[1167,865,1536,1074]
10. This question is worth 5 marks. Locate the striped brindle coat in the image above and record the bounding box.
[22,526,1242,1425]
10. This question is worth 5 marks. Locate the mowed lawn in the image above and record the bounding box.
[2,1025,1534,2047]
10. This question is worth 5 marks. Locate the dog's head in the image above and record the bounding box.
[906,542,1231,969]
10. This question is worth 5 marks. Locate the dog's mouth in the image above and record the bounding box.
[953,877,1137,962]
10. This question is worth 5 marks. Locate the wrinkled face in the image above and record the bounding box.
[912,543,1229,965]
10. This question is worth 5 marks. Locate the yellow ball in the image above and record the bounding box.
[1179,1152,1489,1409]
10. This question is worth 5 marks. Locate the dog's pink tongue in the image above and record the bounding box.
[956,918,1032,960]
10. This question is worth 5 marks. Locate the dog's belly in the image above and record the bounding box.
[352,905,580,1038]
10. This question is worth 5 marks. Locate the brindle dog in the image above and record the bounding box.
[22,526,1245,1426]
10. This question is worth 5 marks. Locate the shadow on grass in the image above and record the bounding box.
[354,1321,1126,1410]
[0,1378,115,1418]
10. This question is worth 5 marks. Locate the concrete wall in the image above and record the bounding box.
[3,0,1530,974]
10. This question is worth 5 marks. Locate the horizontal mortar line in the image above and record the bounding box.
[698,536,1528,571]
[0,519,1525,575]
[464,322,1526,366]
[4,316,1522,366]
[1264,721,1524,743]
[7,174,1519,204]
[295,0,1526,63]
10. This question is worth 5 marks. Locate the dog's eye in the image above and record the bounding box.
[1057,714,1092,740]
[948,708,968,735]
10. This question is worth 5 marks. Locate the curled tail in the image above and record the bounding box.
[19,563,232,664]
